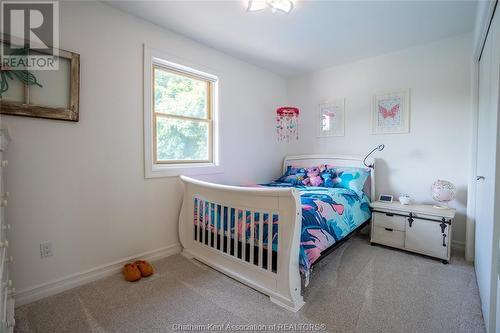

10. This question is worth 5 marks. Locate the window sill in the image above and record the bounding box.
[146,163,224,179]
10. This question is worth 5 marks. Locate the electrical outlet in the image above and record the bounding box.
[40,242,53,258]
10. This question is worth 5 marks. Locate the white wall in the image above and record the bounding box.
[2,1,286,300]
[286,34,473,245]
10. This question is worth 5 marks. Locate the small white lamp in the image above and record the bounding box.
[363,144,385,168]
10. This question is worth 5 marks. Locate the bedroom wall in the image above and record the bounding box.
[1,1,287,303]
[286,34,473,247]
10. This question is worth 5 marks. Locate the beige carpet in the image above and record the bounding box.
[14,235,485,333]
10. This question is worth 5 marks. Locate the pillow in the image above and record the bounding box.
[323,167,370,196]
[276,166,307,185]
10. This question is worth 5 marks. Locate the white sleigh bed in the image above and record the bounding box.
[178,154,375,312]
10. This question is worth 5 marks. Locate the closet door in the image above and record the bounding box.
[475,3,500,332]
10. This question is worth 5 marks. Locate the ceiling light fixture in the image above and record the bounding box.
[247,0,294,14]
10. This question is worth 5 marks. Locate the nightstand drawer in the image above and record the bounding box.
[373,212,406,231]
[372,226,404,248]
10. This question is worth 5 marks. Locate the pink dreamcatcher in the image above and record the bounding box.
[276,107,299,142]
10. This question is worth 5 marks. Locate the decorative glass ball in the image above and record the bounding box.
[431,180,456,204]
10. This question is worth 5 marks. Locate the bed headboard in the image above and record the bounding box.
[282,154,376,200]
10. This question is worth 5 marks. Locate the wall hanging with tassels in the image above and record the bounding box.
[276,106,299,142]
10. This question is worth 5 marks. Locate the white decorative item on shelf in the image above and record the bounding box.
[431,180,456,209]
[399,195,412,205]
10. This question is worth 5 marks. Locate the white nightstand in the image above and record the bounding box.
[370,201,456,263]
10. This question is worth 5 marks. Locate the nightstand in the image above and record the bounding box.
[370,201,456,263]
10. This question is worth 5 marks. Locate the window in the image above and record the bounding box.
[144,46,220,178]
[153,66,213,164]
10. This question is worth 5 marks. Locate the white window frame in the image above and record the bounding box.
[144,45,222,178]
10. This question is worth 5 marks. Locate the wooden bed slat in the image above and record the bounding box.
[250,212,255,265]
[198,200,203,244]
[240,210,246,262]
[193,198,197,241]
[233,208,239,259]
[219,205,224,251]
[211,203,217,249]
[258,213,264,268]
[267,213,273,271]
[225,207,230,254]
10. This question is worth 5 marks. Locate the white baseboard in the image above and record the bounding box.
[14,243,181,307]
[452,240,466,254]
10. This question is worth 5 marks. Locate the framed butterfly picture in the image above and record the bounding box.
[371,89,410,134]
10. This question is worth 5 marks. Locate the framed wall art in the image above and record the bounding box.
[0,35,80,122]
[318,99,345,137]
[372,89,410,134]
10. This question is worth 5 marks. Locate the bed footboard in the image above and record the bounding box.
[178,176,304,312]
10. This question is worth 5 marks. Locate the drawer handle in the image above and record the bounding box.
[408,213,414,227]
[385,213,394,217]
[384,228,393,232]
[442,234,447,247]
[440,218,447,233]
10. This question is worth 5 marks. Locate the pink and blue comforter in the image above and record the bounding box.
[194,183,371,276]
[263,182,371,274]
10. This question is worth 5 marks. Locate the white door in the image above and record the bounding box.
[475,5,500,332]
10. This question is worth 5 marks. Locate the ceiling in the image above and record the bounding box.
[106,0,478,78]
